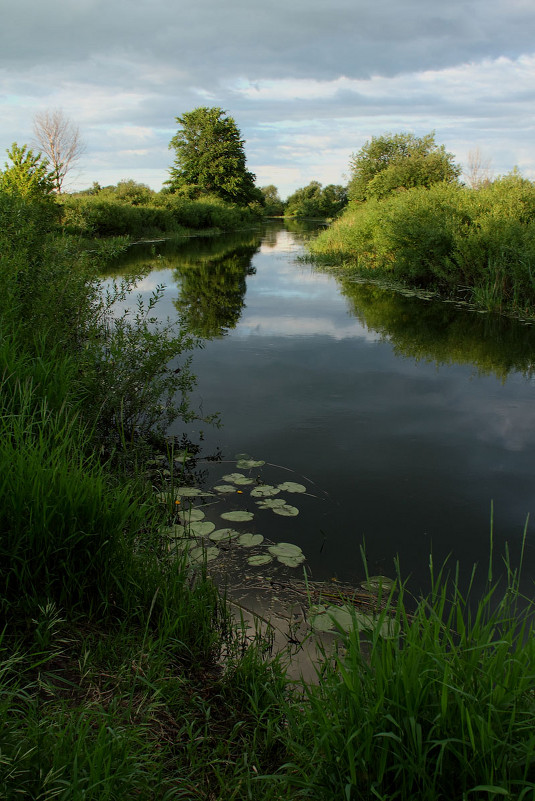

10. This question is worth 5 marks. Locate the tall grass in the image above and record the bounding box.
[280,554,535,800]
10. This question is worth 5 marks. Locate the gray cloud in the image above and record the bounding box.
[1,0,534,195]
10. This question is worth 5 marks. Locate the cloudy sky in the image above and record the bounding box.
[1,0,534,198]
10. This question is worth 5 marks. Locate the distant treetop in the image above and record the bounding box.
[348,132,461,202]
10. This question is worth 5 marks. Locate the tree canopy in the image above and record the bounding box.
[348,132,461,202]
[167,107,261,206]
[1,143,55,201]
[285,181,348,218]
[260,185,284,216]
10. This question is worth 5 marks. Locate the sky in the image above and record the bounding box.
[1,0,534,199]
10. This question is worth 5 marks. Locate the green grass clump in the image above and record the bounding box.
[280,558,535,800]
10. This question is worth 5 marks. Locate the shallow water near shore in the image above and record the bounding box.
[108,220,535,599]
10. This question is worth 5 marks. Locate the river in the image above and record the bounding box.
[106,220,535,598]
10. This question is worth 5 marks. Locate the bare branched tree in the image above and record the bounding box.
[465,147,493,189]
[33,109,85,193]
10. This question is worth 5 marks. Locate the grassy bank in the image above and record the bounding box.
[2,185,535,799]
[311,174,535,318]
[60,190,262,240]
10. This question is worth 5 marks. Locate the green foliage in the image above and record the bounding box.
[85,281,200,445]
[0,142,56,201]
[282,558,535,800]
[260,184,285,216]
[60,190,260,238]
[168,106,262,206]
[312,174,535,315]
[348,131,461,202]
[285,181,347,218]
[0,331,145,615]
[108,178,155,205]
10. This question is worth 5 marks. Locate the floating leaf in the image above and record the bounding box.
[209,528,240,542]
[221,510,254,522]
[222,472,247,483]
[234,476,255,486]
[181,508,205,522]
[277,481,307,493]
[310,605,398,638]
[161,524,189,539]
[272,504,299,517]
[360,576,395,593]
[214,484,237,494]
[236,458,265,469]
[247,554,272,566]
[256,498,287,509]
[188,521,215,536]
[268,542,304,558]
[189,545,219,564]
[277,554,305,567]
[238,533,264,547]
[176,487,205,498]
[250,485,280,498]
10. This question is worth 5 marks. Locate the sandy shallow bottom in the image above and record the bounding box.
[206,543,380,682]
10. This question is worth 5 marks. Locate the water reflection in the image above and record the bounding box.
[172,244,258,339]
[338,278,535,381]
[105,222,535,595]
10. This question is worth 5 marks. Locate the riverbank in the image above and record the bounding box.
[310,174,535,320]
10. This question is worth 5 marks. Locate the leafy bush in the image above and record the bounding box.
[312,174,535,314]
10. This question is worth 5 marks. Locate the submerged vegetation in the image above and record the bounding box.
[1,118,535,798]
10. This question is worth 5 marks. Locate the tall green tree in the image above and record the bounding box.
[168,107,261,206]
[348,132,460,202]
[1,143,55,201]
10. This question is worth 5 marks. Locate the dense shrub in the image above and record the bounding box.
[60,192,260,238]
[312,174,535,314]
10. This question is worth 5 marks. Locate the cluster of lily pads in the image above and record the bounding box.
[157,455,308,569]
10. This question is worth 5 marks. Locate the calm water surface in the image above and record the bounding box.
[109,221,535,596]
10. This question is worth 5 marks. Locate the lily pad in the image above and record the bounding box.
[277,554,306,567]
[277,481,307,493]
[250,485,280,498]
[360,576,395,593]
[221,510,254,522]
[209,528,240,542]
[256,498,287,509]
[175,487,206,498]
[234,476,255,486]
[238,533,264,547]
[180,508,205,522]
[160,524,189,539]
[188,521,215,537]
[189,545,219,564]
[268,542,303,557]
[236,458,265,469]
[310,605,398,638]
[222,473,247,483]
[247,554,273,566]
[213,484,238,494]
[272,504,299,517]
